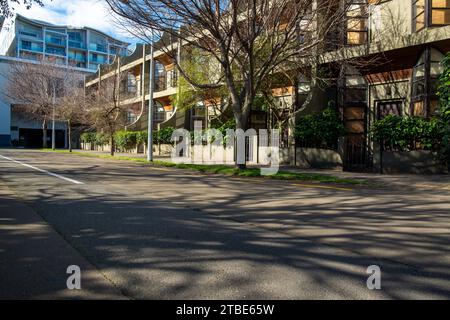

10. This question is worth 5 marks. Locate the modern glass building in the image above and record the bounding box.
[0,14,129,72]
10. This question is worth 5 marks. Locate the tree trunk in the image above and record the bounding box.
[235,112,248,170]
[42,119,48,149]
[67,120,72,152]
[110,134,115,156]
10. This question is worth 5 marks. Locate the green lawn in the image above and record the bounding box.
[41,149,374,186]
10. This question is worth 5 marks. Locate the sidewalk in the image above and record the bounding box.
[280,166,450,191]
[53,149,450,191]
[0,184,125,300]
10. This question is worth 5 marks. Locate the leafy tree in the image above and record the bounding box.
[437,53,450,166]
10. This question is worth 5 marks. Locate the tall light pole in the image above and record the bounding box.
[52,82,56,150]
[147,42,155,162]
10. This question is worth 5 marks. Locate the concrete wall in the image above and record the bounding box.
[380,150,448,174]
[294,147,343,169]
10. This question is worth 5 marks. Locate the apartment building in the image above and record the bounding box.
[0,15,130,147]
[0,14,129,71]
[83,0,450,171]
[327,0,450,170]
[85,41,188,134]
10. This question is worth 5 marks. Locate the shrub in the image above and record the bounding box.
[154,127,175,144]
[370,115,442,152]
[294,107,346,149]
[94,133,109,146]
[80,132,96,144]
[136,131,147,146]
[114,131,138,151]
[437,53,450,165]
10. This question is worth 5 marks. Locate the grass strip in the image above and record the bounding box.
[41,149,374,186]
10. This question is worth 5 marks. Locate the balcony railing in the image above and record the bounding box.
[20,43,43,52]
[46,37,66,46]
[68,41,86,49]
[19,31,43,39]
[68,55,86,62]
[89,43,107,53]
[154,111,166,122]
[46,47,66,56]
[154,77,167,92]
[90,57,106,64]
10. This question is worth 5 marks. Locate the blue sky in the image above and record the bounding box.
[13,0,138,44]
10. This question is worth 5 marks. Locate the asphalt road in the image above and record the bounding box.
[1,148,449,299]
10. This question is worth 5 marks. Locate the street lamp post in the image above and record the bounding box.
[147,42,155,162]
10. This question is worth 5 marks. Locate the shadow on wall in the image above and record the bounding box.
[380,150,448,174]
[294,147,343,169]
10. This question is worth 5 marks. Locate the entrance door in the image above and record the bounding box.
[342,86,372,171]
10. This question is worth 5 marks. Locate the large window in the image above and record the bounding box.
[413,0,450,32]
[411,48,445,117]
[154,61,167,92]
[346,1,369,45]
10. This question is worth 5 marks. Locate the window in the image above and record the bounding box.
[127,112,137,124]
[127,73,137,93]
[411,48,445,117]
[377,101,403,120]
[413,0,426,31]
[346,1,368,45]
[154,61,167,92]
[169,69,178,87]
[413,0,450,32]
[153,102,166,121]
[431,0,450,25]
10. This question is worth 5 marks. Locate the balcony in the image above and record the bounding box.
[19,31,43,40]
[154,77,167,92]
[154,111,166,122]
[68,54,86,62]
[46,36,66,47]
[45,46,66,57]
[89,43,107,53]
[68,41,86,50]
[20,41,43,53]
[90,56,106,64]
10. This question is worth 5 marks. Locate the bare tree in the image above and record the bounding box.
[107,0,352,167]
[4,58,74,148]
[57,76,88,152]
[85,59,129,156]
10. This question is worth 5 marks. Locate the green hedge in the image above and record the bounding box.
[370,115,442,152]
[80,132,109,146]
[81,128,176,151]
[294,107,346,149]
[115,131,138,151]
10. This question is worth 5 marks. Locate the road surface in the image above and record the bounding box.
[1,149,449,299]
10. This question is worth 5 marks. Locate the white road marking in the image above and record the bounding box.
[0,154,84,185]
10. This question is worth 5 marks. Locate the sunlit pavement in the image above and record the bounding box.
[1,148,449,299]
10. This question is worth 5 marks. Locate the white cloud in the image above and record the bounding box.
[13,0,136,43]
